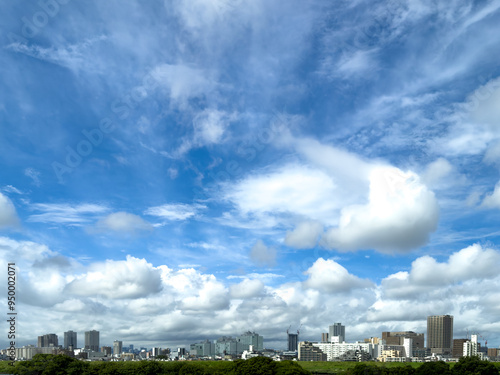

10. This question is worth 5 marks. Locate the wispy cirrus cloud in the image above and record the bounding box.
[145,203,206,221]
[27,203,109,226]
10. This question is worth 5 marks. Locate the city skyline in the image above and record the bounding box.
[1,0,500,351]
[19,316,496,352]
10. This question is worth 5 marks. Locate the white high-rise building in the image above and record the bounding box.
[464,335,479,357]
[403,338,412,358]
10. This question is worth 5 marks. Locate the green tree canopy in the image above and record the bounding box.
[415,361,451,375]
[452,356,499,375]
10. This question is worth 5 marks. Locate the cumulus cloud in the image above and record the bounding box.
[381,243,500,300]
[180,278,229,311]
[229,279,265,299]
[2,235,500,349]
[225,138,438,253]
[250,240,277,267]
[95,212,153,234]
[285,221,323,249]
[0,236,53,262]
[0,193,19,228]
[303,258,373,293]
[322,166,439,253]
[65,256,162,299]
[224,164,339,225]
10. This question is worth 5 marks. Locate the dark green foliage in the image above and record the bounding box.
[415,361,451,375]
[178,362,208,374]
[233,356,277,374]
[274,360,311,375]
[350,363,416,375]
[12,354,89,375]
[451,356,499,375]
[351,363,384,375]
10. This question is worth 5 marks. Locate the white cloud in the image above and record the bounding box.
[440,77,500,157]
[229,279,265,299]
[151,64,216,105]
[194,109,234,145]
[94,212,153,234]
[421,158,453,188]
[28,203,109,225]
[24,167,41,186]
[2,236,500,349]
[65,256,162,299]
[284,221,323,249]
[250,240,277,267]
[180,278,229,311]
[145,203,206,221]
[0,236,54,263]
[381,243,500,300]
[322,166,439,253]
[481,181,500,209]
[303,258,373,293]
[335,49,379,78]
[2,185,23,195]
[0,193,19,228]
[224,164,339,225]
[7,36,108,74]
[174,109,237,156]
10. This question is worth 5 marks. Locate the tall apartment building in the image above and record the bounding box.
[37,334,58,348]
[113,340,123,356]
[84,330,100,352]
[329,323,345,343]
[427,315,453,355]
[63,331,77,350]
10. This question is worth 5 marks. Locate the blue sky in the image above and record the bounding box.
[1,0,500,350]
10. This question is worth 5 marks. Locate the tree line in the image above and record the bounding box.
[2,354,499,375]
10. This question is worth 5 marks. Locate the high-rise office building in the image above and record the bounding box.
[84,330,100,352]
[63,330,77,350]
[329,323,345,343]
[237,331,264,351]
[38,333,58,348]
[113,340,123,356]
[427,315,453,355]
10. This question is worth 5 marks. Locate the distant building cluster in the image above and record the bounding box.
[1,315,499,363]
[298,315,498,363]
[4,329,171,361]
[189,331,264,358]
